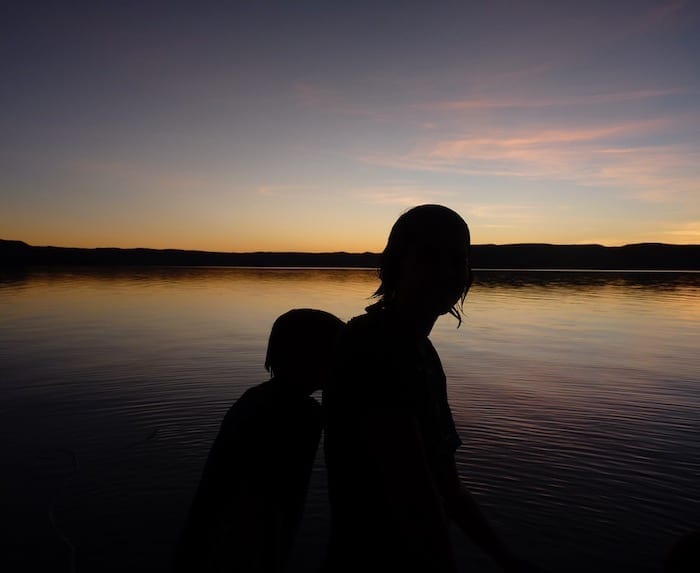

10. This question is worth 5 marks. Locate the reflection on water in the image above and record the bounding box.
[1,267,698,572]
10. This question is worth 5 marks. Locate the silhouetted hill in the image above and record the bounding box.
[1,240,698,270]
[472,243,699,270]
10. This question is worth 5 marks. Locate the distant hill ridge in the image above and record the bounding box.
[1,239,698,270]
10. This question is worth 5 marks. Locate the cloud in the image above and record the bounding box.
[638,0,689,33]
[419,89,684,112]
[592,144,700,202]
[426,121,664,162]
[351,183,455,207]
[292,81,393,121]
[256,184,319,197]
[358,151,533,178]
[72,157,223,196]
[293,82,337,108]
[466,204,535,220]
[665,221,700,239]
[359,116,700,206]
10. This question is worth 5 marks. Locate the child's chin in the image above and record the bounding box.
[437,305,454,316]
[433,299,456,316]
[437,294,461,314]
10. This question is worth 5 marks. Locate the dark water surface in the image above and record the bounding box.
[1,267,698,572]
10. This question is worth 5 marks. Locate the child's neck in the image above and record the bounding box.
[387,301,437,338]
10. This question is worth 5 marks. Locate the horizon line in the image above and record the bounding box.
[3,238,700,253]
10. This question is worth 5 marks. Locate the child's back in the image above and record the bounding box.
[173,309,343,572]
[174,379,322,572]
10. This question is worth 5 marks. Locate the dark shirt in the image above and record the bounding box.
[322,309,462,572]
[174,379,322,573]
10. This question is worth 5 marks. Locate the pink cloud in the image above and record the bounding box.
[358,119,699,205]
[419,89,684,112]
[638,0,688,32]
[293,82,337,108]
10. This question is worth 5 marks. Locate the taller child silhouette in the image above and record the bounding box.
[323,205,539,572]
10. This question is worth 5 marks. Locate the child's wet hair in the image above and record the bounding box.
[264,308,344,377]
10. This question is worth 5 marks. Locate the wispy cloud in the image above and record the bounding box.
[73,158,222,195]
[351,183,455,207]
[292,81,392,121]
[359,116,699,205]
[466,204,535,220]
[256,184,319,197]
[637,0,688,33]
[665,221,700,240]
[427,120,666,159]
[594,147,700,202]
[419,89,685,112]
[293,82,337,108]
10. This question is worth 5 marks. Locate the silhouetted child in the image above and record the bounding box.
[174,309,344,573]
[323,205,538,572]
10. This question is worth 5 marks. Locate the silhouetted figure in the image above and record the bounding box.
[174,309,344,573]
[323,205,538,572]
[665,529,700,573]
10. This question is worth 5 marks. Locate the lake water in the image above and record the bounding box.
[1,267,698,573]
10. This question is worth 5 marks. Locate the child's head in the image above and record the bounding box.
[370,204,473,324]
[264,308,344,392]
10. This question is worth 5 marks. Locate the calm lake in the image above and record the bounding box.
[1,267,698,572]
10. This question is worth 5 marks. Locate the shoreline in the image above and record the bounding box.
[2,240,699,271]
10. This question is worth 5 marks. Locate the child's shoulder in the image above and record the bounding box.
[230,380,320,424]
[344,310,388,339]
[336,311,399,369]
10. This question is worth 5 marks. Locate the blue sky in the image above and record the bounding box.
[1,0,698,251]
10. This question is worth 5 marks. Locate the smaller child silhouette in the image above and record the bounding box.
[174,309,343,573]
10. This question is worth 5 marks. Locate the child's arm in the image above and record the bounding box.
[434,454,541,572]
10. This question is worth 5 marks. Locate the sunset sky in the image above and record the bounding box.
[2,0,699,251]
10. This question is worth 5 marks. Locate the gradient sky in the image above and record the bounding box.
[2,0,699,251]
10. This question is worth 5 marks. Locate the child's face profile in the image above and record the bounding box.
[396,229,470,316]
